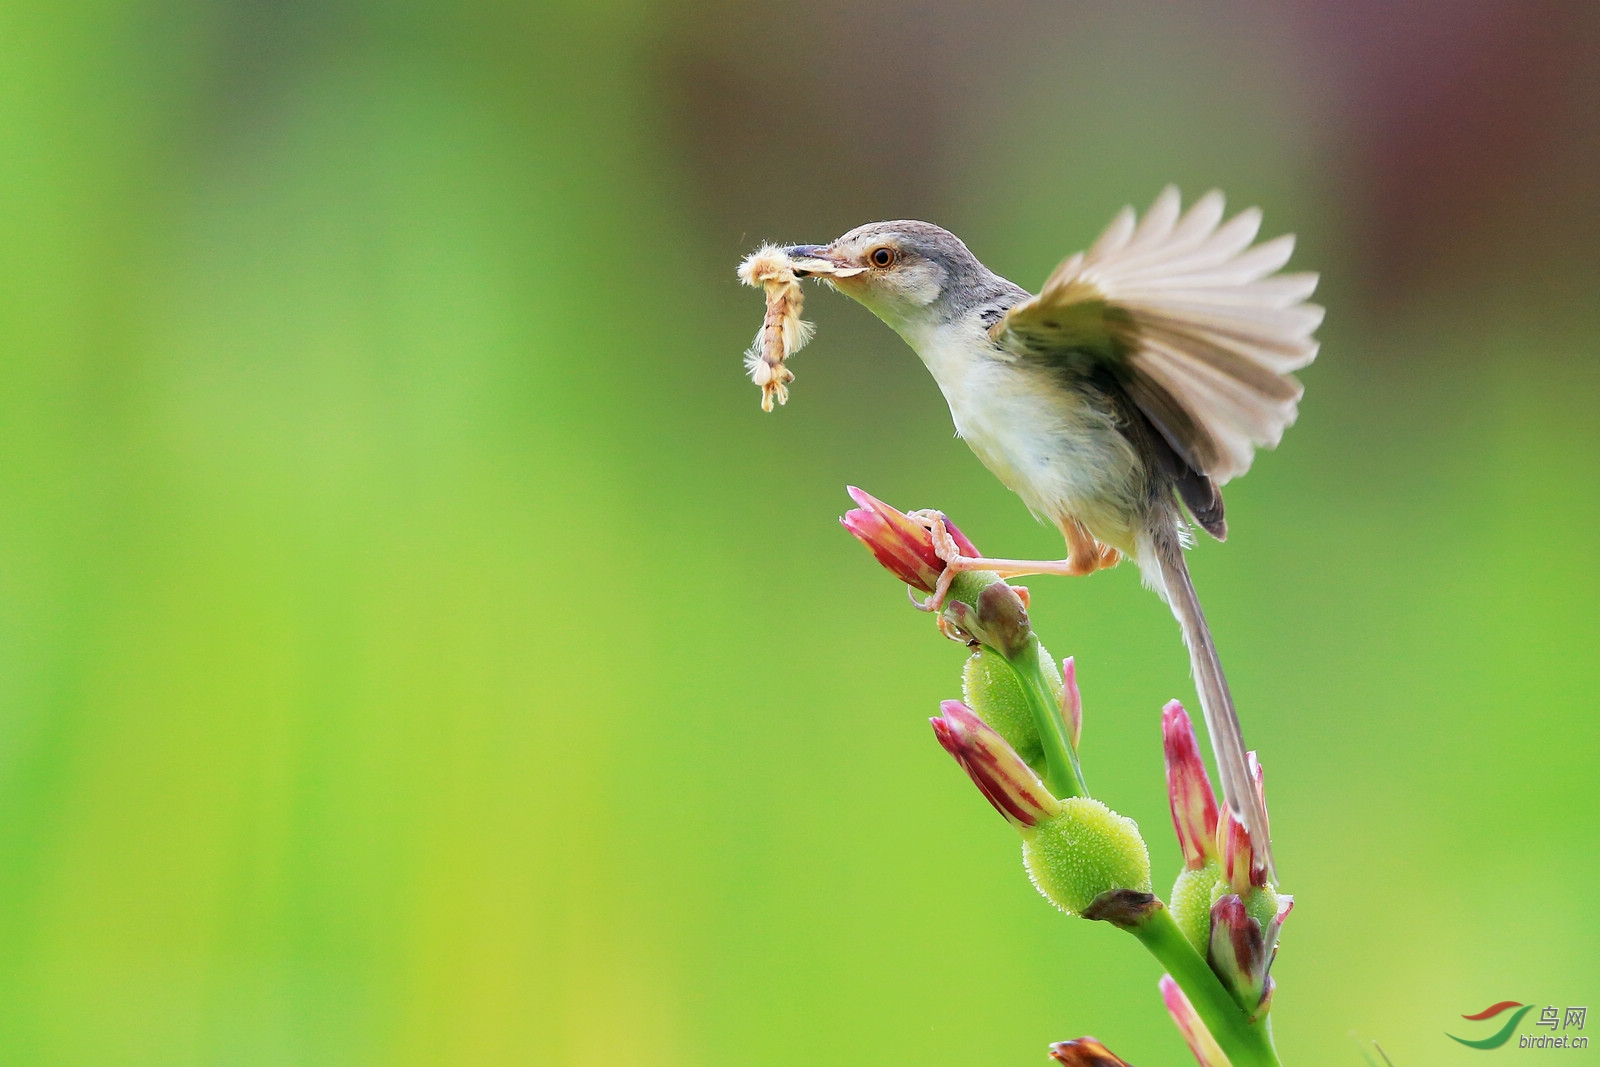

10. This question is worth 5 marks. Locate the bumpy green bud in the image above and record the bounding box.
[1023,797,1151,915]
[947,569,1006,612]
[1170,861,1221,954]
[961,646,1062,775]
[1238,881,1281,931]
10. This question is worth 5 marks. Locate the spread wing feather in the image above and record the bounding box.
[993,186,1322,486]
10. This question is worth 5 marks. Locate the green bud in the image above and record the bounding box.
[1170,862,1282,957]
[947,570,1005,612]
[962,645,1062,777]
[1205,876,1280,927]
[1170,861,1221,954]
[941,574,1032,658]
[1239,882,1282,931]
[1023,797,1151,915]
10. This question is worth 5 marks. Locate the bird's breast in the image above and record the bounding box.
[901,318,1147,544]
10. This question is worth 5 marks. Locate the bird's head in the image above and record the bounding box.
[784,221,997,331]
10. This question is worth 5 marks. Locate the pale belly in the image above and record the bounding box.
[939,358,1146,555]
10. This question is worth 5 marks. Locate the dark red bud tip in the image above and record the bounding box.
[1212,895,1260,946]
[1049,1037,1133,1066]
[1080,889,1161,930]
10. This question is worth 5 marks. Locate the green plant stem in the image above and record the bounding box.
[1129,906,1281,1067]
[1000,635,1088,799]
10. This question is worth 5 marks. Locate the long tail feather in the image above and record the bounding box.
[1150,527,1275,880]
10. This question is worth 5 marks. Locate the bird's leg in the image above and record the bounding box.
[1058,516,1123,575]
[907,513,1118,613]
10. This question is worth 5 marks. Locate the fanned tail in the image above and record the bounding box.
[1148,524,1276,880]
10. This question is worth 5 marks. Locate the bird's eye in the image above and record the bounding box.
[869,246,896,268]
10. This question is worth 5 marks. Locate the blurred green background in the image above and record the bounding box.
[2,1,1597,1063]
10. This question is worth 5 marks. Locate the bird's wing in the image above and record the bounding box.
[991,186,1322,486]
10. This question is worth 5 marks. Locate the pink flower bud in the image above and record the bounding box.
[931,700,1061,830]
[1061,657,1083,750]
[1162,701,1219,869]
[840,486,978,594]
[1158,975,1230,1067]
[1218,753,1268,893]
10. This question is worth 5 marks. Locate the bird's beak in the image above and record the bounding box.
[782,245,864,278]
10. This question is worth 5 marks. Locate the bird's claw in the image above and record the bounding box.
[935,613,971,644]
[906,510,976,613]
[911,585,978,644]
[908,509,965,566]
[905,510,1032,616]
[910,566,961,614]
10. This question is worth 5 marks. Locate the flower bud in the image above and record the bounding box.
[1024,797,1152,916]
[933,701,1148,915]
[1218,753,1269,894]
[1159,700,1290,1019]
[1162,701,1220,870]
[1169,860,1222,955]
[931,700,1061,830]
[961,645,1064,777]
[1159,975,1230,1067]
[1209,895,1264,1009]
[1061,656,1083,751]
[1049,1037,1133,1066]
[839,486,977,594]
[1208,890,1293,1021]
[941,578,1031,659]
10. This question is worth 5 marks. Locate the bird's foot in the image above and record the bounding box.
[902,512,1042,613]
[1059,517,1122,576]
[906,511,983,612]
[905,511,1116,612]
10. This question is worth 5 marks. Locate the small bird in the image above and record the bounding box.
[783,187,1321,878]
